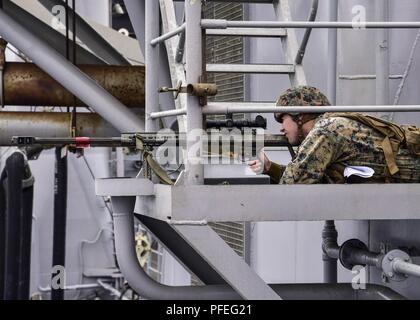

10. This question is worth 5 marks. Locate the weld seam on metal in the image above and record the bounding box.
[168,219,208,226]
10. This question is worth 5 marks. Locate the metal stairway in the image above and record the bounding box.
[140,0,313,300]
[156,0,307,133]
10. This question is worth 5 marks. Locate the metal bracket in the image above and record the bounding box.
[0,38,7,109]
[159,80,186,99]
[159,81,218,106]
[380,242,392,283]
[382,249,411,282]
[187,82,218,107]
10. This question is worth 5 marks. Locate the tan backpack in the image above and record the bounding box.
[325,112,420,176]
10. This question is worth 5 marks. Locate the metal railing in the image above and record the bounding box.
[201,19,420,29]
[295,0,319,64]
[151,104,420,118]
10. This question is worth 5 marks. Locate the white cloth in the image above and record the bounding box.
[344,166,375,179]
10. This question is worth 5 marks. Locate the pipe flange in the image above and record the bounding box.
[339,239,368,270]
[382,249,411,282]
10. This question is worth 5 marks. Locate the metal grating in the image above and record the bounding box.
[145,241,163,283]
[204,2,244,105]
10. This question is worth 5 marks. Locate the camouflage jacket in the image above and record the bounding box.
[267,114,420,184]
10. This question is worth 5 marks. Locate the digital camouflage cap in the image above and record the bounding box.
[274,86,331,123]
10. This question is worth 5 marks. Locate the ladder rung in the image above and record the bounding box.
[206,28,287,37]
[206,64,295,74]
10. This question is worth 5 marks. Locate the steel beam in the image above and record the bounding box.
[185,0,204,185]
[137,183,420,223]
[145,0,160,132]
[172,225,281,300]
[135,214,227,285]
[3,63,144,107]
[125,0,179,130]
[0,9,143,132]
[123,0,145,54]
[96,178,154,197]
[3,0,103,64]
[158,0,188,132]
[38,0,130,66]
[273,0,307,86]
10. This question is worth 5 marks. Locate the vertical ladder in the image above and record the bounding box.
[146,0,313,300]
[157,0,308,131]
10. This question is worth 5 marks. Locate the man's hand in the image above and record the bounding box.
[247,151,271,174]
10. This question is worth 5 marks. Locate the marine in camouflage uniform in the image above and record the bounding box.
[267,86,420,184]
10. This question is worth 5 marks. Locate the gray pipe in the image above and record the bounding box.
[324,236,420,280]
[324,238,383,270]
[97,279,129,300]
[349,248,382,269]
[113,205,240,300]
[0,9,144,133]
[113,201,406,300]
[203,103,420,114]
[322,220,338,283]
[151,24,186,47]
[38,0,130,66]
[295,0,319,64]
[201,20,420,29]
[151,109,187,119]
[376,0,390,106]
[392,259,420,278]
[2,0,103,65]
[0,112,120,146]
[327,0,338,105]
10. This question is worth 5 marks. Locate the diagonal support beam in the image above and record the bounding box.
[123,0,145,54]
[3,0,103,64]
[0,8,143,132]
[273,0,307,86]
[38,0,130,66]
[172,224,281,300]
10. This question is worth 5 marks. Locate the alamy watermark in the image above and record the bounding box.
[51,5,66,31]
[352,5,367,30]
[152,128,266,171]
[351,265,367,290]
[51,265,66,290]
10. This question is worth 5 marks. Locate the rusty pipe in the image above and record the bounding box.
[0,112,120,146]
[3,63,144,108]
